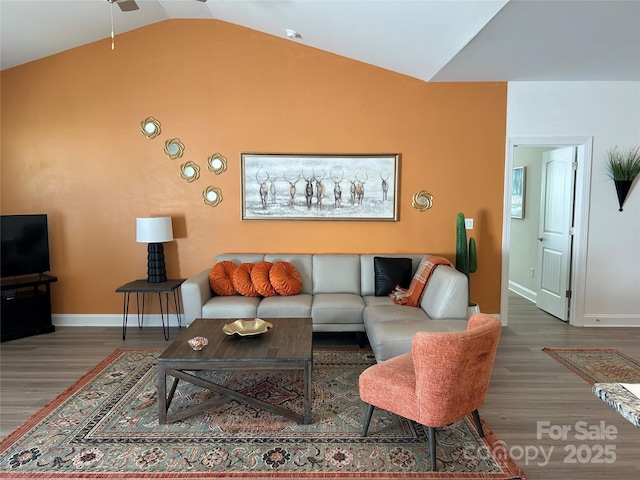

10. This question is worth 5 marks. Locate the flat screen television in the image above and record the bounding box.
[1,214,51,278]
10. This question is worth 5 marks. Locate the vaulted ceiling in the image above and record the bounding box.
[1,0,639,82]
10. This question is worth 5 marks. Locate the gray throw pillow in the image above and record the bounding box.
[374,256,413,296]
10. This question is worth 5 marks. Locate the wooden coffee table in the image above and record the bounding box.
[157,317,313,424]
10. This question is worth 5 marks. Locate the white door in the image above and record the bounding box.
[536,147,576,321]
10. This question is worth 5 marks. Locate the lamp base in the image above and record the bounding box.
[147,243,167,283]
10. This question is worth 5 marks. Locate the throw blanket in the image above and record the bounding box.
[390,255,453,307]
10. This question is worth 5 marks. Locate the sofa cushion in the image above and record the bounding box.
[270,261,303,296]
[312,293,365,324]
[360,254,426,296]
[231,263,260,297]
[209,261,237,296]
[251,261,277,297]
[202,295,260,318]
[374,256,412,296]
[257,294,313,318]
[313,254,360,294]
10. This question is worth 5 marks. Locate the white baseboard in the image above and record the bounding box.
[582,314,640,327]
[508,281,536,303]
[507,283,639,327]
[52,313,185,328]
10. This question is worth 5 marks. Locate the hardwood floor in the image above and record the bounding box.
[1,294,639,479]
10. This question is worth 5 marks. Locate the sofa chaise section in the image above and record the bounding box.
[363,264,469,362]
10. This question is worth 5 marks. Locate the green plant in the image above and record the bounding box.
[455,212,477,304]
[605,146,640,181]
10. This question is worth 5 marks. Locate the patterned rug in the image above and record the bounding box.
[0,349,524,479]
[542,348,640,384]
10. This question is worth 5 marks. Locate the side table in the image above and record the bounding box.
[115,279,185,340]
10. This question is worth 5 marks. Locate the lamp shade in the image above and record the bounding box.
[136,217,173,243]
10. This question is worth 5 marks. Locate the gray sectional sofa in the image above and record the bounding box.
[181,253,469,362]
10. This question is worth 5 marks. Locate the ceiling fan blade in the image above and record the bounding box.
[117,0,139,12]
[108,0,202,14]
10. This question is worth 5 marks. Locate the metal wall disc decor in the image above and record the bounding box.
[140,116,161,139]
[412,190,434,211]
[207,153,227,174]
[203,186,223,207]
[180,161,200,183]
[164,138,185,159]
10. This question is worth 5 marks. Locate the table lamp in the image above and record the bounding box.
[136,217,173,283]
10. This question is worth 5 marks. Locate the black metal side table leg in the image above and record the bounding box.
[122,292,131,340]
[158,292,169,340]
[172,288,183,329]
[136,292,145,329]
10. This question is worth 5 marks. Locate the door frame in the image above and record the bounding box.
[501,136,593,326]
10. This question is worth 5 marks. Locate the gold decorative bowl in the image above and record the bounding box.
[187,336,208,350]
[223,318,273,337]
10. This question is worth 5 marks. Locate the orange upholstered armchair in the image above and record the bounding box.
[359,313,502,471]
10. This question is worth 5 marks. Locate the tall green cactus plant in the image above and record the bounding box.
[455,212,477,305]
[455,213,469,277]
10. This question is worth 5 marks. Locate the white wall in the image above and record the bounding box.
[506,81,640,326]
[509,147,547,299]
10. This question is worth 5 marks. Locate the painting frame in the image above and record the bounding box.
[241,153,399,221]
[511,166,526,219]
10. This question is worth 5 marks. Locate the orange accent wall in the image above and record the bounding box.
[1,20,506,315]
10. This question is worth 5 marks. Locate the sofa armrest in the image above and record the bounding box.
[420,266,468,319]
[181,269,213,324]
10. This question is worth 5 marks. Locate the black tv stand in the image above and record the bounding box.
[1,273,57,342]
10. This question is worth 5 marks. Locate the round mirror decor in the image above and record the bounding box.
[140,116,161,139]
[164,138,185,159]
[207,153,228,175]
[180,161,200,183]
[411,190,434,212]
[203,186,223,207]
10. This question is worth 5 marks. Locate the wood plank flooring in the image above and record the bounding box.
[1,294,639,479]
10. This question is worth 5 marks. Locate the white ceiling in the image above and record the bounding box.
[1,0,639,82]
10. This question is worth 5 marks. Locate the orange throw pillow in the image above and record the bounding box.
[209,261,237,296]
[269,261,302,296]
[251,261,277,297]
[232,263,260,297]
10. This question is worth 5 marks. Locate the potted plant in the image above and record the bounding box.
[605,146,640,211]
[455,212,479,317]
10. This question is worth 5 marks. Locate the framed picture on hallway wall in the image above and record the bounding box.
[511,166,526,219]
[241,153,399,221]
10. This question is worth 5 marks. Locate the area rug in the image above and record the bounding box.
[0,348,525,479]
[542,348,640,384]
